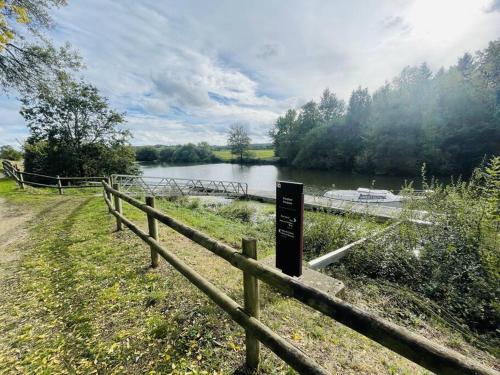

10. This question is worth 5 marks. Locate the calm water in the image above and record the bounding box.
[140,163,422,195]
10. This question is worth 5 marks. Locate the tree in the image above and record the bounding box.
[269,109,298,161]
[20,77,137,176]
[1,0,81,93]
[227,123,251,162]
[271,38,500,176]
[337,87,371,169]
[319,88,345,124]
[0,145,23,160]
[136,146,159,162]
[159,146,176,163]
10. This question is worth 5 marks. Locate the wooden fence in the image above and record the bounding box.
[2,160,105,194]
[102,180,497,375]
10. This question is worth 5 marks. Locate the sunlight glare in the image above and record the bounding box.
[405,0,491,41]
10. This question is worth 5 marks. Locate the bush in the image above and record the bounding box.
[334,159,500,332]
[303,213,360,259]
[147,143,219,164]
[24,141,139,177]
[187,198,201,209]
[0,145,23,161]
[218,202,256,222]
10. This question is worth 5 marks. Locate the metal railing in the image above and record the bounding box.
[112,174,248,197]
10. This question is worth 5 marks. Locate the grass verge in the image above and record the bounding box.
[213,149,275,161]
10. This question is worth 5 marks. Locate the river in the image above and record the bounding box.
[139,163,421,195]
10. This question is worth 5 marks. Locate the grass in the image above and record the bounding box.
[0,179,497,373]
[152,197,382,261]
[213,149,275,161]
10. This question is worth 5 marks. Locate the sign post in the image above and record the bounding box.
[275,181,304,277]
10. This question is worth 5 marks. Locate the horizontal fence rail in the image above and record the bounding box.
[102,180,498,375]
[103,183,325,374]
[2,160,105,194]
[112,174,248,198]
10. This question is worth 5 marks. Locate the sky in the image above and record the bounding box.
[1,0,499,147]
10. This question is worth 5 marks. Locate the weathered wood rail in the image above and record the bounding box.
[2,160,105,194]
[102,180,498,375]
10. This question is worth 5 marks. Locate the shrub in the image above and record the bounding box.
[303,213,360,260]
[187,198,201,209]
[218,202,256,222]
[0,145,23,161]
[334,158,500,332]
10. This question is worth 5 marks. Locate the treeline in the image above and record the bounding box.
[136,143,220,163]
[270,40,500,176]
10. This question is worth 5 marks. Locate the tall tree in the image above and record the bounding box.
[272,38,500,176]
[227,123,251,162]
[0,0,80,93]
[319,88,345,124]
[339,87,371,169]
[20,77,137,176]
[269,109,297,161]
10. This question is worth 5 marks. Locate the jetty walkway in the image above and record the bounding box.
[247,189,430,224]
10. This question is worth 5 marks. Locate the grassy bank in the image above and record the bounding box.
[0,179,497,373]
[213,149,275,162]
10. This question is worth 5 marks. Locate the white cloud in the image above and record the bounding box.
[0,97,28,147]
[1,0,499,146]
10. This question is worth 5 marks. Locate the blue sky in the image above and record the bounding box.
[1,0,499,147]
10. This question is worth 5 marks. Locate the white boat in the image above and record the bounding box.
[323,187,403,204]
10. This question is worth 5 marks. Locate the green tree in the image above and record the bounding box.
[269,109,298,161]
[0,0,81,93]
[339,87,371,169]
[20,77,137,176]
[159,146,176,162]
[136,146,159,162]
[172,143,200,163]
[0,145,23,160]
[319,88,345,124]
[227,123,251,162]
[196,142,215,161]
[273,38,500,176]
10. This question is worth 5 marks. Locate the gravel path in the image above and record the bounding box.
[0,198,32,279]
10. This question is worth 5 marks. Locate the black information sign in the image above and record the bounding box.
[276,181,304,277]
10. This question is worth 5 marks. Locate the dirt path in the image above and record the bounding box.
[0,198,32,279]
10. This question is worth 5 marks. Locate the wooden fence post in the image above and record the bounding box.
[113,183,123,231]
[242,238,260,370]
[106,178,113,213]
[57,175,63,195]
[17,167,25,190]
[146,196,159,268]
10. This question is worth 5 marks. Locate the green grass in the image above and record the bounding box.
[213,149,275,161]
[152,197,382,261]
[0,178,496,373]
